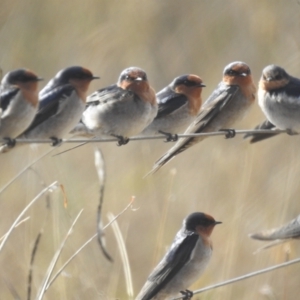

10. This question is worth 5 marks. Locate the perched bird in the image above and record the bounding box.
[0,69,42,146]
[148,61,256,174]
[136,212,221,300]
[245,65,300,143]
[73,67,157,145]
[141,75,205,137]
[0,66,99,153]
[249,215,300,241]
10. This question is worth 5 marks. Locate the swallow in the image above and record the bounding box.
[0,69,42,146]
[0,66,99,153]
[141,75,205,137]
[147,61,256,174]
[136,212,221,300]
[249,215,300,241]
[73,67,157,145]
[245,65,300,143]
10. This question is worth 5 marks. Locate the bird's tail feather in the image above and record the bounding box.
[244,120,278,143]
[145,136,203,177]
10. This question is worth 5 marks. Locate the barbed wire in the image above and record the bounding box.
[0,129,288,144]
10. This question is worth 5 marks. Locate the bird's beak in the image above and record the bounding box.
[198,83,206,87]
[135,77,143,81]
[240,73,248,77]
[36,77,44,81]
[214,221,222,225]
[92,76,100,80]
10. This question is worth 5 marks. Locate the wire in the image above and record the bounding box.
[172,255,300,299]
[0,129,287,144]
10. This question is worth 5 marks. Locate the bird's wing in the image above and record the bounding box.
[277,76,300,98]
[190,84,239,130]
[250,216,300,241]
[244,120,278,143]
[24,84,74,133]
[147,84,239,175]
[155,87,188,119]
[86,84,134,107]
[140,233,198,300]
[0,87,19,112]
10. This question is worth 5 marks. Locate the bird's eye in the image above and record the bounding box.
[16,75,26,81]
[74,72,86,79]
[227,70,235,76]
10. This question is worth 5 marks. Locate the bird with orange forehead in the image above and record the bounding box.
[0,69,42,147]
[73,67,157,145]
[0,66,98,152]
[141,74,205,139]
[245,65,300,143]
[136,212,221,300]
[147,61,256,174]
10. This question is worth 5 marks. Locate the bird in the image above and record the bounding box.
[141,74,205,138]
[0,69,42,147]
[249,215,300,241]
[244,65,300,143]
[72,67,157,145]
[0,66,99,153]
[136,212,221,300]
[147,61,256,174]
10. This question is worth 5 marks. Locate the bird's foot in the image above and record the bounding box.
[50,137,62,147]
[158,130,178,142]
[219,128,236,139]
[112,135,129,146]
[286,129,299,136]
[180,289,193,300]
[3,137,16,148]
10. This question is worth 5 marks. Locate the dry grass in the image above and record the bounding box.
[1,1,300,299]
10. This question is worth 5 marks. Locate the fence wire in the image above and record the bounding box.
[0,129,287,145]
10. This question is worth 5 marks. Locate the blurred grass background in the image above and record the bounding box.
[1,0,300,299]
